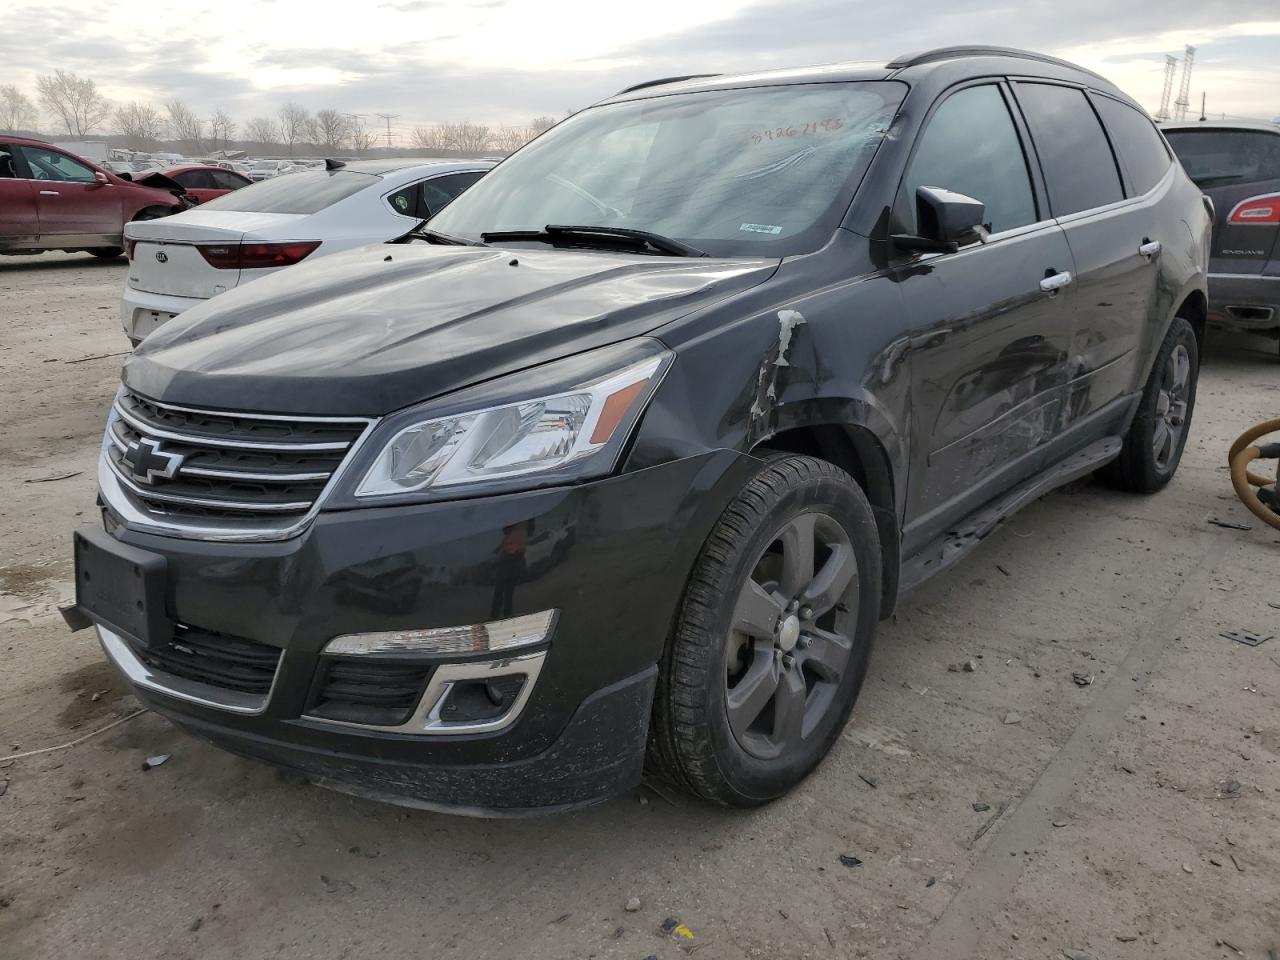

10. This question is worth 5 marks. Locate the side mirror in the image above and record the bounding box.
[92,170,110,186]
[892,186,988,254]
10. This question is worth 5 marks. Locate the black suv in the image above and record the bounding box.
[1163,121,1280,353]
[68,47,1210,814]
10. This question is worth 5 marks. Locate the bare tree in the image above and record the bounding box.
[492,125,533,154]
[410,125,446,152]
[245,116,281,148]
[165,99,204,153]
[442,121,491,154]
[348,117,378,155]
[314,109,351,152]
[529,115,557,134]
[113,101,166,149]
[0,85,37,133]
[209,108,237,153]
[36,70,111,136]
[278,102,312,156]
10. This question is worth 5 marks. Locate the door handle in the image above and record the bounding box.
[1040,271,1073,295]
[38,190,60,196]
[1139,239,1161,260]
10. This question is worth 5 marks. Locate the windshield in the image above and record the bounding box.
[1165,128,1280,187]
[430,81,905,257]
[199,170,378,214]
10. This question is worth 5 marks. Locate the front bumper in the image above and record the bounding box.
[84,449,753,813]
[121,287,207,343]
[1208,272,1280,331]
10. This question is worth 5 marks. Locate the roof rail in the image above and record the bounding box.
[615,74,721,96]
[885,46,1108,83]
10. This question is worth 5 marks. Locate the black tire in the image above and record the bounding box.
[648,455,882,806]
[1103,316,1199,493]
[129,207,171,223]
[88,247,123,259]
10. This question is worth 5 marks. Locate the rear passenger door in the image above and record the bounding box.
[896,82,1076,550]
[1013,82,1167,429]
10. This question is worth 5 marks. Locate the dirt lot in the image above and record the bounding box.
[0,251,1277,960]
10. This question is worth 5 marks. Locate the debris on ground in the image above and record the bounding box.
[1072,671,1094,687]
[1003,711,1022,725]
[23,471,82,484]
[0,780,7,798]
[189,916,203,932]
[926,877,936,887]
[1221,629,1273,647]
[1182,863,1194,874]
[996,564,1011,577]
[972,802,1009,846]
[320,874,357,894]
[89,689,108,702]
[948,659,978,673]
[972,802,991,812]
[660,917,694,940]
[838,854,863,867]
[1217,938,1244,955]
[1115,933,1139,942]
[1052,820,1067,828]
[1217,779,1242,799]
[1208,518,1252,531]
[141,754,170,771]
[1229,853,1245,872]
[858,774,878,789]
[1063,950,1095,960]
[625,897,641,913]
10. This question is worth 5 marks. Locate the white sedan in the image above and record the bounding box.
[121,158,493,343]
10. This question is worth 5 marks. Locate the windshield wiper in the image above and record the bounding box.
[404,225,487,247]
[481,224,707,257]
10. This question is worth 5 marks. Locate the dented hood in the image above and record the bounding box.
[124,243,777,415]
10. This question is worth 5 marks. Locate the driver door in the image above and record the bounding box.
[895,82,1077,552]
[17,145,121,240]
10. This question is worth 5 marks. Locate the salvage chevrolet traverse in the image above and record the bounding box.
[68,47,1211,814]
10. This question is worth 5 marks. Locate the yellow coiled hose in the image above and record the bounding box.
[1228,418,1280,531]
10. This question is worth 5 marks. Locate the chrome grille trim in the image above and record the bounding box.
[113,399,354,451]
[99,389,378,543]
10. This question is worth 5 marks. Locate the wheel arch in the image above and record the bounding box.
[752,422,901,618]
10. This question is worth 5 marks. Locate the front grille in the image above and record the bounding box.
[307,658,434,727]
[105,390,371,528]
[133,625,282,696]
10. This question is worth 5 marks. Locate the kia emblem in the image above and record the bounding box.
[155,250,168,263]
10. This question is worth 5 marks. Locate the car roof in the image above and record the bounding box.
[339,157,496,175]
[161,164,241,174]
[1161,121,1280,134]
[600,46,1128,106]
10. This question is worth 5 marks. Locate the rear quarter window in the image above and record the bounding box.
[200,170,378,214]
[1015,82,1124,216]
[1093,96,1171,195]
[1164,129,1280,188]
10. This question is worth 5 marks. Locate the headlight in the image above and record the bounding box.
[354,346,670,498]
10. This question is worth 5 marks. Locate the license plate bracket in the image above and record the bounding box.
[73,527,173,646]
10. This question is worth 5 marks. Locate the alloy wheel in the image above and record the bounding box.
[724,511,860,760]
[1152,343,1191,470]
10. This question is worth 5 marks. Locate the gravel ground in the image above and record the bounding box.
[1,252,1278,960]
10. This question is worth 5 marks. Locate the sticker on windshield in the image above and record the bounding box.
[740,223,782,235]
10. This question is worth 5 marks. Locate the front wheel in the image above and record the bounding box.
[649,455,882,806]
[1103,316,1200,493]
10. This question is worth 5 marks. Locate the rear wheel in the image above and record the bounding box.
[1104,316,1199,493]
[649,455,881,806]
[87,247,123,259]
[129,206,172,223]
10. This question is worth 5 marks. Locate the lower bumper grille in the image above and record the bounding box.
[133,625,282,696]
[308,659,434,727]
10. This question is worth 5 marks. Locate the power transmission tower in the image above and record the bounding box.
[376,113,399,149]
[1174,45,1195,122]
[1155,54,1177,121]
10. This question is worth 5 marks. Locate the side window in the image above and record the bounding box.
[386,186,420,218]
[0,145,17,178]
[901,85,1037,234]
[420,172,484,218]
[212,171,249,191]
[18,146,96,182]
[1093,96,1171,196]
[174,170,213,189]
[1015,83,1123,216]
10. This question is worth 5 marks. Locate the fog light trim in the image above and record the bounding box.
[324,610,556,657]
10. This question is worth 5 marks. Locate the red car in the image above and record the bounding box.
[0,137,187,259]
[160,165,253,204]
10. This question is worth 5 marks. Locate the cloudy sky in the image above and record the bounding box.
[2,0,1277,137]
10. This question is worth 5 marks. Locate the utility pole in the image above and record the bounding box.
[1174,45,1195,122]
[376,113,399,150]
[1156,54,1177,121]
[1199,92,1206,122]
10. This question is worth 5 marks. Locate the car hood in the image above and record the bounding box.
[124,243,779,415]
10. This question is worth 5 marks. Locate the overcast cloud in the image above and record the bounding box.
[1,0,1276,138]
